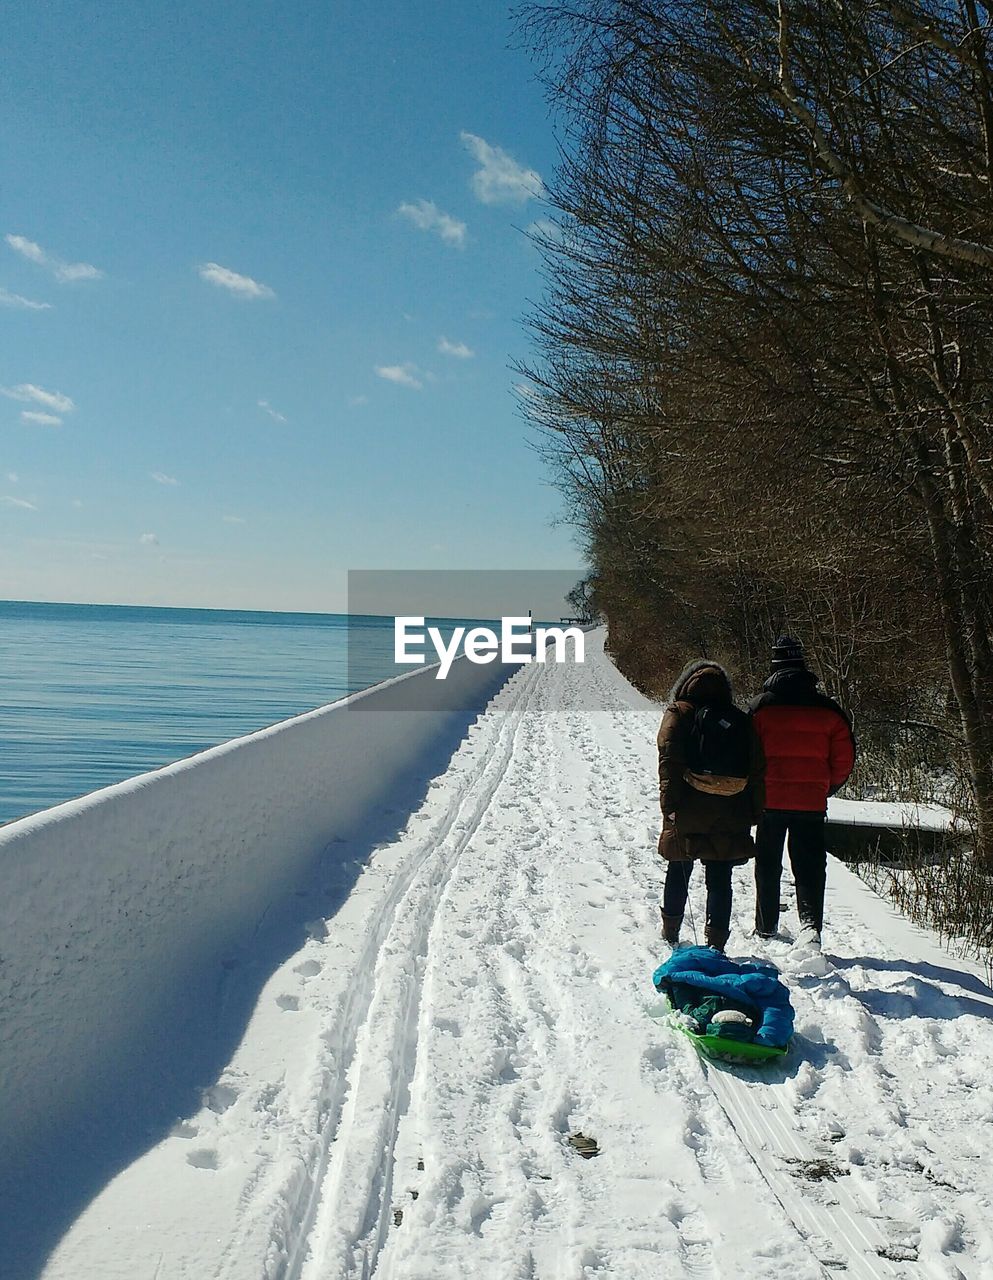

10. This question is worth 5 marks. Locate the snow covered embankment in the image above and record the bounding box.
[18,631,993,1280]
[0,650,515,1275]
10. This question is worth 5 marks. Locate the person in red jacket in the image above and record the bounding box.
[749,637,855,943]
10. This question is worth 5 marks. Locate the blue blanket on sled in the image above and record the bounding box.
[653,946,794,1048]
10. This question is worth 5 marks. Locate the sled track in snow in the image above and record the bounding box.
[276,665,541,1280]
[704,1061,911,1278]
[707,927,987,1280]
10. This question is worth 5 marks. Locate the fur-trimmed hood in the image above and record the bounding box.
[668,658,734,706]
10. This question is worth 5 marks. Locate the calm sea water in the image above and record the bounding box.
[0,601,483,824]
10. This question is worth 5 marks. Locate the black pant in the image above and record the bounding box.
[662,860,734,934]
[754,811,827,934]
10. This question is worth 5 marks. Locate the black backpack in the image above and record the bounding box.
[686,704,751,780]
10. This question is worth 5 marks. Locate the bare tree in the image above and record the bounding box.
[516,0,993,865]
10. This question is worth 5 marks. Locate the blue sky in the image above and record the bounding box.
[0,0,582,611]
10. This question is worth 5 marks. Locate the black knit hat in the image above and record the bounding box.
[770,635,806,672]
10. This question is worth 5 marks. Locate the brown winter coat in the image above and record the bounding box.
[657,662,765,863]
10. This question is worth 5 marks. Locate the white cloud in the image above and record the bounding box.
[258,398,287,423]
[375,363,423,390]
[139,532,159,545]
[7,472,18,483]
[0,286,51,310]
[1,495,36,510]
[5,233,103,283]
[2,383,75,413]
[21,410,62,426]
[56,262,103,282]
[460,132,544,206]
[5,235,45,266]
[197,262,275,300]
[438,336,475,359]
[396,199,468,249]
[348,394,369,407]
[151,471,179,486]
[223,515,246,524]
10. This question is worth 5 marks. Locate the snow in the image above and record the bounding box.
[0,650,515,1276]
[827,796,960,832]
[6,630,993,1279]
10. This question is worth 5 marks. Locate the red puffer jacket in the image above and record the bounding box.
[749,670,855,813]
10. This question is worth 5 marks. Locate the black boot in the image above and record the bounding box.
[705,924,729,953]
[659,909,682,947]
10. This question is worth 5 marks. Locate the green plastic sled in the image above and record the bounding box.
[662,997,790,1064]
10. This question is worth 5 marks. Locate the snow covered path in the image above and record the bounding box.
[44,634,993,1279]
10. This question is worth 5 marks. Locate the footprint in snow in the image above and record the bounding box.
[470,1193,500,1234]
[790,1061,820,1101]
[294,959,322,977]
[170,1120,199,1140]
[277,994,301,1011]
[203,1083,239,1114]
[186,1147,220,1171]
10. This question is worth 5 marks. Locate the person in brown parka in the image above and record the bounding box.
[657,659,765,952]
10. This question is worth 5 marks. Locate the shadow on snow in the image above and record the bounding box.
[0,703,497,1280]
[828,955,993,1022]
